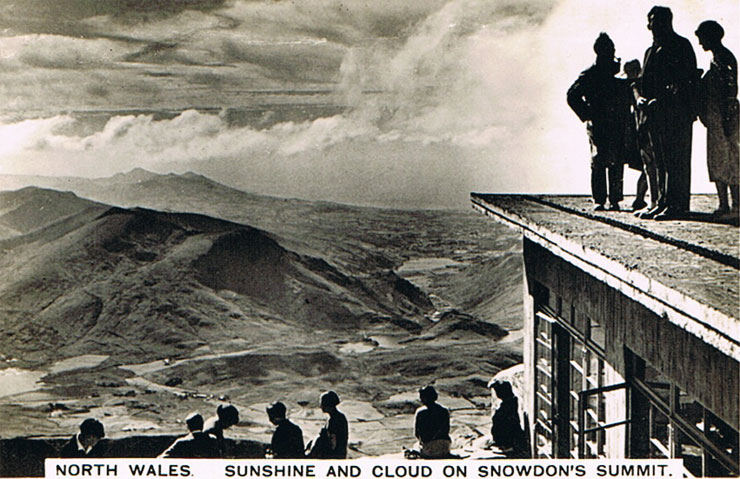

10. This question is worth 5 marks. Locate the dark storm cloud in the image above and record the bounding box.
[0,35,132,71]
[282,5,439,45]
[0,0,228,31]
[0,0,559,111]
[220,1,450,47]
[144,71,178,78]
[0,1,453,85]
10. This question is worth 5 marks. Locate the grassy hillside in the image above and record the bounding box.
[0,174,522,456]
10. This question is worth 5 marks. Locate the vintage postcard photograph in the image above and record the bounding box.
[0,0,738,477]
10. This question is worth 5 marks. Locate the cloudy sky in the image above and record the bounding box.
[0,0,737,208]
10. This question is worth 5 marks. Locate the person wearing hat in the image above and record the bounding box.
[308,391,348,458]
[159,412,221,458]
[490,380,529,458]
[266,402,305,459]
[695,20,739,220]
[204,404,239,456]
[567,32,626,212]
[59,418,107,458]
[414,385,451,458]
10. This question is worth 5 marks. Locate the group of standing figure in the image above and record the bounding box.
[568,6,739,220]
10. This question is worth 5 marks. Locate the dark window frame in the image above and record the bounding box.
[628,352,739,477]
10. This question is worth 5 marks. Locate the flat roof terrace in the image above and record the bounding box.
[471,193,739,360]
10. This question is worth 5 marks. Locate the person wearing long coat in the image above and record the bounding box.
[633,6,698,220]
[695,20,739,219]
[567,33,626,211]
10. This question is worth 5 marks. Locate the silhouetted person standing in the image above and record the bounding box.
[414,385,452,458]
[695,20,739,220]
[568,33,625,211]
[204,404,239,457]
[159,412,220,458]
[266,402,305,459]
[623,59,651,212]
[59,418,106,458]
[633,6,698,220]
[490,380,529,458]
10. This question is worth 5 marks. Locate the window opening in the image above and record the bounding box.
[628,353,739,477]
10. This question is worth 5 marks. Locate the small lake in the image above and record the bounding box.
[0,368,45,398]
[0,354,111,398]
[339,335,405,354]
[339,342,376,354]
[48,354,109,374]
[397,257,463,274]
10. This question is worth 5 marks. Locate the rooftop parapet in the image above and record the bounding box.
[471,193,739,360]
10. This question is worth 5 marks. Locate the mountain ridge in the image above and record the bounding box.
[0,196,436,365]
[0,187,106,240]
[0,168,468,214]
[0,173,522,457]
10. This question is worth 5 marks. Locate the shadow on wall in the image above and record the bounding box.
[0,436,267,477]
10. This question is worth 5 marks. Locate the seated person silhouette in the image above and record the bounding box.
[203,404,239,457]
[307,391,348,459]
[490,380,529,458]
[59,418,107,458]
[266,402,305,459]
[159,412,220,458]
[414,386,452,459]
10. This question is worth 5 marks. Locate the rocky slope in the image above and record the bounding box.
[0,173,523,457]
[0,200,434,365]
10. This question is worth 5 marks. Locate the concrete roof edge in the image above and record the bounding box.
[471,194,740,360]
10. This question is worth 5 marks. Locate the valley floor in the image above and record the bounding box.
[0,252,523,457]
[0,174,524,457]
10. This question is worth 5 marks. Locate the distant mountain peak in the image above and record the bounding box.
[180,171,206,180]
[107,168,158,183]
[116,169,220,187]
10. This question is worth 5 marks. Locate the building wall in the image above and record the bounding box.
[522,253,536,457]
[522,239,739,431]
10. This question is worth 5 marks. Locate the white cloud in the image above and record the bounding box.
[0,0,737,207]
